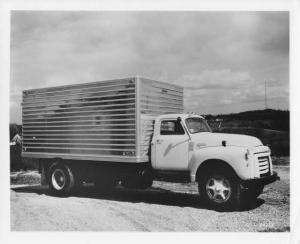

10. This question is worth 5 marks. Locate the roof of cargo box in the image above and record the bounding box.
[22,76,183,93]
[156,113,205,120]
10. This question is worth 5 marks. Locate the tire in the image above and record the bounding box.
[49,162,75,196]
[198,168,242,211]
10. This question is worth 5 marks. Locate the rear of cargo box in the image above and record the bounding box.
[22,77,183,163]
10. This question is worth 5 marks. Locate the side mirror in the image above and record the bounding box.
[177,117,182,123]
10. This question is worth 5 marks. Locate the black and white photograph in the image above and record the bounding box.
[8,10,290,232]
[1,0,299,242]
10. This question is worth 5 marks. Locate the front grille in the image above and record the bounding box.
[258,156,271,177]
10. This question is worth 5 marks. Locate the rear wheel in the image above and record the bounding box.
[198,168,242,211]
[49,162,75,196]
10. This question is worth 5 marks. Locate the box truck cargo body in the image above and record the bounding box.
[21,76,279,211]
[22,77,183,163]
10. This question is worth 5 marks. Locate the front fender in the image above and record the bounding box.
[189,146,254,182]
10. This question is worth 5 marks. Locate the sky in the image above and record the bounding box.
[10,11,289,124]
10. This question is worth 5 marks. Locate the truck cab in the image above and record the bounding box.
[151,113,279,210]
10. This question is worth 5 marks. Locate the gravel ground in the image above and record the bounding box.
[10,165,289,232]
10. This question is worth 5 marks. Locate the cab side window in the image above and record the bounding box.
[160,120,185,135]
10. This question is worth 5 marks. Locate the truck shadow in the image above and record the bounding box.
[11,184,265,212]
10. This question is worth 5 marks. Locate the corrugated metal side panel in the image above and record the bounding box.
[22,78,139,162]
[138,77,184,161]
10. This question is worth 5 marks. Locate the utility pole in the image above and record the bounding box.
[265,81,268,109]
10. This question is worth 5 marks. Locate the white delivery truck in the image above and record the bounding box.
[22,76,279,210]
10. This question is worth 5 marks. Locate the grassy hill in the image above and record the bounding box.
[205,109,289,156]
[205,109,289,131]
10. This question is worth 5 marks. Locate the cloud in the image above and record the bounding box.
[10,11,289,123]
[175,69,252,90]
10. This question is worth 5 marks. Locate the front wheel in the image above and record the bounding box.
[198,169,242,211]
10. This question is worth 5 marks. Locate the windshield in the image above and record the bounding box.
[185,117,212,133]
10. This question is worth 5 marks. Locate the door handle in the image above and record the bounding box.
[157,139,163,144]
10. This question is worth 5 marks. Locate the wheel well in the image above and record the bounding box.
[195,159,238,182]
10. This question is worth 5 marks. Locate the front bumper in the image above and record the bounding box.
[241,171,280,188]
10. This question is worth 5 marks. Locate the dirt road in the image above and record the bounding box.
[11,166,289,231]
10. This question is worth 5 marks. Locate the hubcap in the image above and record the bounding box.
[52,169,66,190]
[205,176,232,203]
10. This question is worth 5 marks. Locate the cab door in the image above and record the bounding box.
[152,119,190,170]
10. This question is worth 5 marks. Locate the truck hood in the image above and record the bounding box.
[192,132,262,148]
